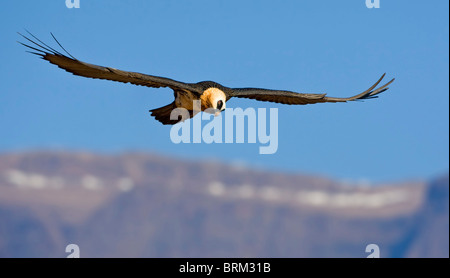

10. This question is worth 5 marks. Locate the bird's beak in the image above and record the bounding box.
[214,108,225,117]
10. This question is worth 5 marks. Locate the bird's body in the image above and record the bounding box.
[18,32,395,125]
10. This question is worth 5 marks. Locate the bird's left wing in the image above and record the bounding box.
[18,32,198,93]
[228,74,394,105]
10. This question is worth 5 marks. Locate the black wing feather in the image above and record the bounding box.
[229,74,395,105]
[18,32,199,93]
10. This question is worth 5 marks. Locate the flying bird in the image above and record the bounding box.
[18,32,395,125]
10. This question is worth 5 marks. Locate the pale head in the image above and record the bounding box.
[200,87,227,116]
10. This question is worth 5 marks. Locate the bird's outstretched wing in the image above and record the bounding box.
[18,31,197,92]
[228,74,395,105]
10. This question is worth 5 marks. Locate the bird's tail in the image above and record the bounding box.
[150,102,195,125]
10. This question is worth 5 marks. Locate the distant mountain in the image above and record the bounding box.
[0,151,447,258]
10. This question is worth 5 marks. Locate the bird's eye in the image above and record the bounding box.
[217,100,223,110]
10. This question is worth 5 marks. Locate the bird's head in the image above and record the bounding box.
[201,87,226,116]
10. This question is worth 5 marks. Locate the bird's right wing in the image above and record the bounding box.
[18,32,198,93]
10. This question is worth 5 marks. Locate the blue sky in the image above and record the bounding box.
[0,1,448,182]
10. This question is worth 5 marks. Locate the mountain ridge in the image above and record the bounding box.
[0,151,447,257]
